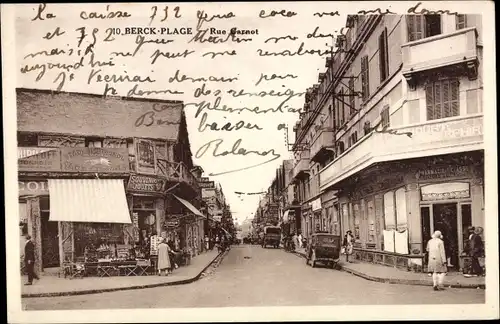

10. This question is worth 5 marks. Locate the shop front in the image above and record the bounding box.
[323,151,484,272]
[170,195,206,257]
[310,198,322,233]
[18,147,133,274]
[126,174,168,263]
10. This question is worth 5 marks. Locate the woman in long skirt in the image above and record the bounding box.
[426,230,447,290]
[157,238,172,276]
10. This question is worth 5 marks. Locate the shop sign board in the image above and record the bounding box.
[199,180,215,189]
[311,198,322,211]
[18,147,61,172]
[213,215,222,222]
[60,147,129,172]
[18,181,49,196]
[127,175,167,194]
[416,165,470,181]
[165,216,180,227]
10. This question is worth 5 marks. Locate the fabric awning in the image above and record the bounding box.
[173,195,205,218]
[48,179,131,223]
[283,210,290,223]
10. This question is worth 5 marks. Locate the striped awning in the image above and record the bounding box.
[48,179,131,223]
[173,195,205,218]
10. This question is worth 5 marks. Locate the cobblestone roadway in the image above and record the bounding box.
[23,245,485,310]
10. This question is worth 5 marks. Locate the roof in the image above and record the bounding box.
[16,88,184,141]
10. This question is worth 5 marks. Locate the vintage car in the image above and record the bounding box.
[305,233,341,268]
[262,226,281,248]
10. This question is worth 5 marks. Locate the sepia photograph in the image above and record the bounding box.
[2,1,498,323]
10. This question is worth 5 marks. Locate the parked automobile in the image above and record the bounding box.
[305,233,341,268]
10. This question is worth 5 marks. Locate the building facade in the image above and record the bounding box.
[293,14,484,272]
[17,88,206,274]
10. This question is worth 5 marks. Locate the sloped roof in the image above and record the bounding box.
[16,88,184,141]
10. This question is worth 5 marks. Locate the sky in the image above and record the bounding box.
[13,2,348,221]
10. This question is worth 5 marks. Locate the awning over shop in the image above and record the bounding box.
[283,210,290,223]
[173,195,205,218]
[48,179,131,223]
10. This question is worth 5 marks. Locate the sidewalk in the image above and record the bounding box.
[22,250,222,298]
[292,248,485,289]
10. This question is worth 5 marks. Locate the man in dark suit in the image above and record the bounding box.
[24,235,39,285]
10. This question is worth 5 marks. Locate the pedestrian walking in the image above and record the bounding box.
[157,238,172,276]
[343,230,354,263]
[426,230,447,291]
[205,235,210,251]
[24,235,39,285]
[464,226,484,277]
[297,233,303,248]
[292,232,298,251]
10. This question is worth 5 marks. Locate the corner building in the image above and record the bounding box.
[294,14,484,272]
[17,89,204,274]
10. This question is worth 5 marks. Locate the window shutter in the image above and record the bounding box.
[379,32,385,82]
[361,55,370,101]
[361,58,366,101]
[407,15,425,41]
[425,83,435,120]
[451,79,460,116]
[384,28,389,77]
[434,81,442,120]
[379,28,389,82]
[442,80,451,117]
[456,14,467,30]
[349,78,355,115]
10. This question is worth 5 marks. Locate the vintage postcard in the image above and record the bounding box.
[2,1,498,323]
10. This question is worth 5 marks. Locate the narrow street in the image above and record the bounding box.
[23,245,485,310]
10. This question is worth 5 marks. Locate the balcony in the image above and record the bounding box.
[293,151,310,180]
[310,128,336,163]
[402,27,479,84]
[319,114,483,190]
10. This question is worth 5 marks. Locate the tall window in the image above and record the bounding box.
[379,28,389,82]
[340,88,345,125]
[456,14,467,30]
[348,77,356,116]
[328,104,335,129]
[407,15,442,41]
[361,55,370,102]
[425,79,460,121]
[381,106,390,128]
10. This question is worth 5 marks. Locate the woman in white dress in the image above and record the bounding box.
[157,238,172,276]
[426,230,447,290]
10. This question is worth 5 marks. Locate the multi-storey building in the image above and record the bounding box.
[293,14,484,272]
[17,88,205,274]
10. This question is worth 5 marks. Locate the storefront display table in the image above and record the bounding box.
[97,262,116,277]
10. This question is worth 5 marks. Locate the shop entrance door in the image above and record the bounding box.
[432,203,459,271]
[41,211,60,268]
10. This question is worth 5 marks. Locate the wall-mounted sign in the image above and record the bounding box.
[18,181,49,196]
[416,165,470,181]
[311,198,322,211]
[213,215,222,222]
[60,148,129,172]
[18,147,61,172]
[200,177,210,182]
[199,180,215,189]
[127,175,167,193]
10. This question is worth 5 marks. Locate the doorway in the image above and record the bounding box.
[432,203,459,270]
[41,211,60,268]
